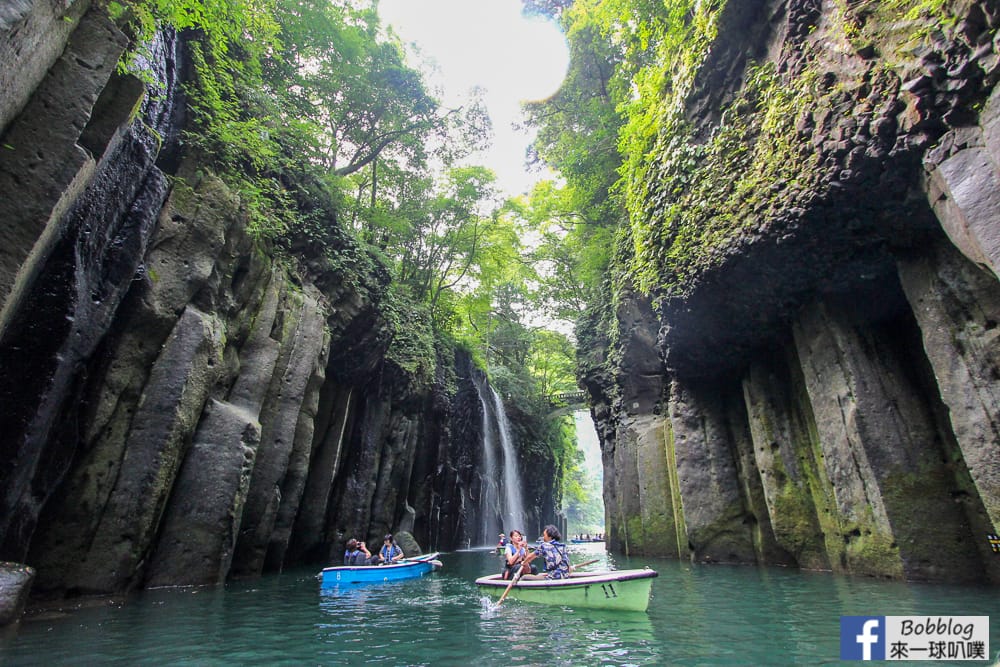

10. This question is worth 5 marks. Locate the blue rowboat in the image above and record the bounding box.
[319,553,441,586]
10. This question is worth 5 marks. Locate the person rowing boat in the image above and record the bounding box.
[518,524,568,580]
[496,524,601,606]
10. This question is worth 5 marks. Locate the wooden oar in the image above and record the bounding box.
[496,554,601,606]
[495,567,524,606]
[569,558,600,572]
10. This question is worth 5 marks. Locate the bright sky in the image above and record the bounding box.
[377,0,569,197]
[573,410,603,478]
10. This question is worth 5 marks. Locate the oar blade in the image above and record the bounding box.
[496,568,524,606]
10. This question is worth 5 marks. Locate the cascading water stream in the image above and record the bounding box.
[490,386,526,533]
[476,377,501,544]
[472,375,527,545]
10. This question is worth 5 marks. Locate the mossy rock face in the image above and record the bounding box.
[876,468,988,582]
[393,531,422,557]
[686,498,757,564]
[842,526,904,579]
[625,515,645,555]
[611,0,998,377]
[628,489,681,557]
[663,423,690,560]
[833,499,904,580]
[769,485,829,571]
[627,419,683,557]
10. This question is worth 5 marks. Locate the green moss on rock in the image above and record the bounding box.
[769,483,829,570]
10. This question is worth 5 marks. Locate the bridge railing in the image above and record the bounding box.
[549,390,587,405]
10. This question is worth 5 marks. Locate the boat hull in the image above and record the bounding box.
[320,553,439,586]
[475,568,657,612]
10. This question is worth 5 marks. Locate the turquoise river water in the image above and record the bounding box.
[1,543,996,665]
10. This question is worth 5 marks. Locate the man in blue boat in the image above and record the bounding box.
[375,534,404,565]
[343,538,372,566]
[520,525,570,580]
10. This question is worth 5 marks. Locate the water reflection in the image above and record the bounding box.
[1,547,996,666]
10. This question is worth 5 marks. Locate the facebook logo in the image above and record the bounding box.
[841,616,886,660]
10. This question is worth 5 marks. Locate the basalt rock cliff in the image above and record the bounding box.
[585,0,1000,583]
[0,3,556,602]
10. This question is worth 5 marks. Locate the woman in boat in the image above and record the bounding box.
[343,538,372,566]
[520,525,570,580]
[376,534,404,565]
[501,529,528,579]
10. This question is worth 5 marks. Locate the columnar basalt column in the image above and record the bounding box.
[897,238,1000,541]
[72,305,224,593]
[743,348,835,571]
[144,267,284,587]
[287,385,355,564]
[604,294,677,556]
[0,7,129,324]
[668,379,757,564]
[230,286,328,578]
[793,299,986,581]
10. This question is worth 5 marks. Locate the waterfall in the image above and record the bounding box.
[473,376,527,545]
[490,386,527,533]
[476,379,502,544]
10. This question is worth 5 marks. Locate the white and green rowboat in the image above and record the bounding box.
[475,568,658,612]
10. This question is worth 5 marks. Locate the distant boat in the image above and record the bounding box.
[475,568,658,611]
[570,538,605,544]
[319,553,441,586]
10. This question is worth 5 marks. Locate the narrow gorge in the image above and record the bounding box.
[0,2,560,611]
[1,0,999,629]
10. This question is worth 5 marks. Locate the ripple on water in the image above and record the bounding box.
[2,550,998,666]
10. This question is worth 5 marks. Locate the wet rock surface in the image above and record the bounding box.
[0,6,557,609]
[587,0,1000,582]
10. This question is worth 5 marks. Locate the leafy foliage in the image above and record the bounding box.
[111,0,280,62]
[521,0,981,300]
[116,0,598,519]
[381,289,437,389]
[515,0,982,530]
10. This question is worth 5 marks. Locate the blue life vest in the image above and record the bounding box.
[380,543,401,562]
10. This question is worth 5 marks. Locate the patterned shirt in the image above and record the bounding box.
[538,540,570,579]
